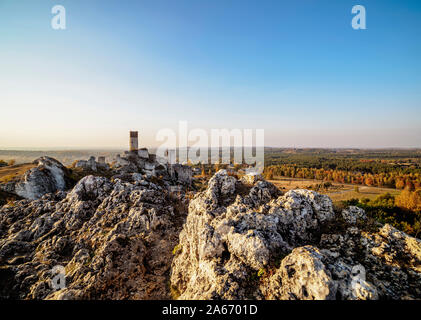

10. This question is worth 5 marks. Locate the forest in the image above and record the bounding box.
[263,149,421,236]
[263,148,421,189]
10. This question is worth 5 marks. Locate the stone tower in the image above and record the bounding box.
[166,149,176,165]
[129,131,138,152]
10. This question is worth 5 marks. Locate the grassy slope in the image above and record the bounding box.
[0,163,36,184]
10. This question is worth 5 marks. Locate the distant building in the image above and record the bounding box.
[113,131,193,186]
[130,131,138,152]
[166,149,176,165]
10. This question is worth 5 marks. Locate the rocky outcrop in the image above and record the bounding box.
[113,151,192,186]
[341,206,367,224]
[1,167,420,300]
[261,245,379,300]
[170,170,421,300]
[240,172,263,186]
[0,175,189,300]
[0,157,68,200]
[261,246,337,300]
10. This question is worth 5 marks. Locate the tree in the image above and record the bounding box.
[395,179,405,190]
[405,180,415,191]
[365,176,374,186]
[264,168,274,180]
[395,189,421,212]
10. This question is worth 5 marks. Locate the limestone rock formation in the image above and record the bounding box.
[0,175,188,299]
[341,206,367,224]
[113,151,192,186]
[262,246,337,300]
[1,167,420,300]
[0,157,68,200]
[240,172,263,186]
[170,170,421,300]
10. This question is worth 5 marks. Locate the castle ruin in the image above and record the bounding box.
[129,131,139,152]
[113,131,192,186]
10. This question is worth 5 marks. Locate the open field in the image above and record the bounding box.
[268,176,401,203]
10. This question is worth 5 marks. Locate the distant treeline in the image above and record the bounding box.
[264,164,421,190]
[263,150,421,236]
[263,150,421,190]
[265,151,421,172]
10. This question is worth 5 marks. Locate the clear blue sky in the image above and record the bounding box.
[0,0,420,148]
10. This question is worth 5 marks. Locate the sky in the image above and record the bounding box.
[0,0,420,149]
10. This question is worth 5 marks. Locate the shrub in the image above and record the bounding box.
[343,192,421,237]
[257,268,266,278]
[172,244,182,255]
[395,189,421,212]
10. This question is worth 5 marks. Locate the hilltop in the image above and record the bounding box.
[0,156,420,300]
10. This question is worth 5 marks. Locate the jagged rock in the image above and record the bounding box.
[342,206,367,224]
[319,223,421,299]
[347,265,378,300]
[0,173,188,300]
[172,172,334,299]
[67,175,113,202]
[203,169,237,207]
[240,180,280,208]
[171,171,421,300]
[265,189,335,245]
[262,246,337,300]
[373,224,421,272]
[113,150,192,186]
[137,148,149,159]
[1,167,420,300]
[2,157,68,200]
[240,172,263,186]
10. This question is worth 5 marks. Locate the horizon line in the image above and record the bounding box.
[1,146,421,151]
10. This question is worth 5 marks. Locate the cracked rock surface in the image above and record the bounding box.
[0,175,188,300]
[170,170,421,300]
[1,168,420,300]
